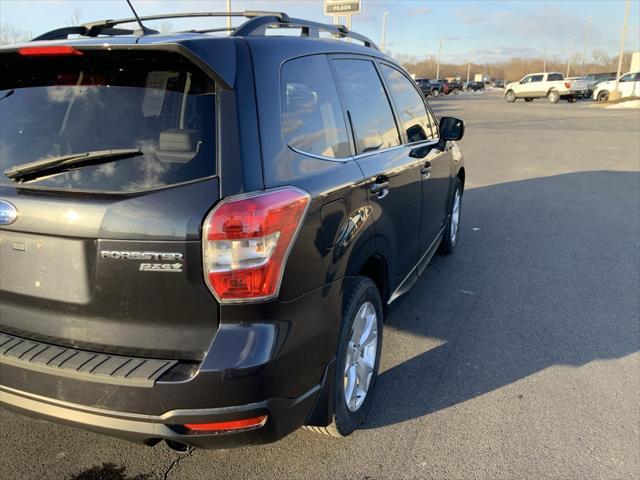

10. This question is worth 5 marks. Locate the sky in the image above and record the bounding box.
[1,0,639,63]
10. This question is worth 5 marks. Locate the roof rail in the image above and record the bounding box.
[30,11,379,50]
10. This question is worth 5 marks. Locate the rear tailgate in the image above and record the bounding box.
[0,49,221,360]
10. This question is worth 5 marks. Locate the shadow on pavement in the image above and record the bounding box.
[364,170,640,429]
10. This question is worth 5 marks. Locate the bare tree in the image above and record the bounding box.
[0,23,32,45]
[158,21,174,34]
[67,8,82,27]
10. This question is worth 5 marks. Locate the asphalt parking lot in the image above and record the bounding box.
[1,89,638,480]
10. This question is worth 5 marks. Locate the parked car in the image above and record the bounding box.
[593,71,640,102]
[0,11,466,450]
[492,80,505,88]
[443,79,463,94]
[465,81,485,91]
[581,72,617,98]
[415,78,445,97]
[504,72,588,103]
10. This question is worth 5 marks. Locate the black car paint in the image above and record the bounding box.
[0,32,465,448]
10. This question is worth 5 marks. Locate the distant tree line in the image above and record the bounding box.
[397,51,636,82]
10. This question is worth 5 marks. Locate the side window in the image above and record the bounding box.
[281,55,350,158]
[380,64,437,142]
[547,73,563,81]
[619,73,633,82]
[521,76,532,84]
[332,59,401,154]
[530,75,544,82]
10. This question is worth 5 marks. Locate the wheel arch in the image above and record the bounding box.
[457,166,466,193]
[357,254,390,305]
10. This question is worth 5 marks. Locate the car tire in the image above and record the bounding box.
[305,277,383,437]
[453,88,460,95]
[584,89,592,99]
[524,98,533,102]
[439,177,462,255]
[597,91,609,102]
[547,90,560,103]
[567,96,577,103]
[432,89,440,97]
[505,90,516,103]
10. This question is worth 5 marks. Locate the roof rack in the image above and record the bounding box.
[30,11,378,50]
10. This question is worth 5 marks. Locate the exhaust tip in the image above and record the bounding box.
[165,440,191,453]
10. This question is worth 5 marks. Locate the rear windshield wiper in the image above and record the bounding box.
[4,148,142,182]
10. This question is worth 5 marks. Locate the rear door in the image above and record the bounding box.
[331,57,421,289]
[378,63,451,257]
[0,49,222,360]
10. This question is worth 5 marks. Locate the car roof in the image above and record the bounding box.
[0,13,392,90]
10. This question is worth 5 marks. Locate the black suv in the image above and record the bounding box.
[0,11,465,450]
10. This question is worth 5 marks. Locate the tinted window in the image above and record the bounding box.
[333,59,400,154]
[380,64,437,142]
[281,55,350,158]
[547,73,563,81]
[530,75,544,82]
[0,52,215,192]
[619,73,635,82]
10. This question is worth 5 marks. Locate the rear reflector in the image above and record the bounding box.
[18,46,83,57]
[202,187,310,303]
[184,415,268,433]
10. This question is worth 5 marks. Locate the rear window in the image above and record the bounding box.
[0,51,215,193]
[547,73,563,81]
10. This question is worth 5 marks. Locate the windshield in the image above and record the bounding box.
[0,51,215,193]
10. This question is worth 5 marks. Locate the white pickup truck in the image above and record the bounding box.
[504,72,588,103]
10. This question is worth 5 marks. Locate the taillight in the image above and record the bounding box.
[564,82,571,89]
[18,46,83,56]
[184,415,268,433]
[202,187,310,303]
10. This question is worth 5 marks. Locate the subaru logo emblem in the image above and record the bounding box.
[0,200,18,225]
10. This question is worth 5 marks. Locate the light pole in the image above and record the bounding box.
[581,15,593,70]
[436,37,443,80]
[226,0,231,30]
[466,57,471,83]
[380,12,389,52]
[566,36,576,77]
[543,47,547,73]
[612,0,631,100]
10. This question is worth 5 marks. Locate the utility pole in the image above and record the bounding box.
[581,15,593,70]
[380,12,389,52]
[226,0,231,30]
[567,36,576,77]
[612,0,631,100]
[466,57,471,83]
[436,37,443,80]
[543,48,547,73]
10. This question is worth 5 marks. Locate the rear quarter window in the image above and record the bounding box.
[280,55,350,159]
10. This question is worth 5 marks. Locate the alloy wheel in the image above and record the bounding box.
[344,301,378,412]
[451,188,461,245]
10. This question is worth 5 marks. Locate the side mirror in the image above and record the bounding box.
[439,117,465,141]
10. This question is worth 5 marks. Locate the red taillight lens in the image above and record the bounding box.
[203,187,310,303]
[564,82,571,89]
[18,46,83,57]
[184,415,268,433]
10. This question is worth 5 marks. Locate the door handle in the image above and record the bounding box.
[421,161,432,178]
[370,180,390,198]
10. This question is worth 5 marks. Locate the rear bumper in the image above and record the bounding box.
[0,279,349,448]
[0,382,322,449]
